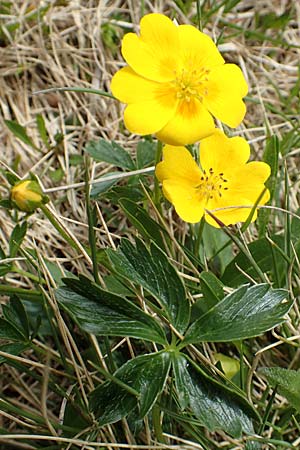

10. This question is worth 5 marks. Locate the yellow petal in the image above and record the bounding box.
[200,130,250,175]
[205,161,270,227]
[156,98,215,145]
[203,64,248,127]
[156,145,202,186]
[162,179,205,223]
[178,25,224,71]
[111,66,165,103]
[121,14,180,82]
[229,162,271,200]
[123,92,177,135]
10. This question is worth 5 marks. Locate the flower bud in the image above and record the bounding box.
[10,180,47,212]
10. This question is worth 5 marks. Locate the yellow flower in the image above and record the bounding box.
[10,180,46,212]
[111,13,248,146]
[155,130,270,227]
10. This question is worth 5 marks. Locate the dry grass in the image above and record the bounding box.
[1,0,300,449]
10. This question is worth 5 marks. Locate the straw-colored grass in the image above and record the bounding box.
[1,1,300,449]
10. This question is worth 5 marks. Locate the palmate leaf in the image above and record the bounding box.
[90,352,171,425]
[173,353,259,438]
[183,284,291,344]
[84,138,135,170]
[56,276,167,345]
[107,238,190,334]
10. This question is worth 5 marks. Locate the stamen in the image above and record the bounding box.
[196,169,229,202]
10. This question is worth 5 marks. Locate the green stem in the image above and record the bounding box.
[239,341,244,390]
[12,266,45,284]
[152,404,166,443]
[34,86,115,99]
[40,205,83,255]
[0,284,42,300]
[258,386,277,435]
[88,361,139,397]
[84,160,99,285]
[206,210,267,282]
[154,140,163,209]
[194,216,205,258]
[196,0,202,31]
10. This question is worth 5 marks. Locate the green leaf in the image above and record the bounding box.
[201,223,232,274]
[260,367,300,412]
[107,238,190,334]
[221,235,285,287]
[106,185,144,204]
[172,353,258,438]
[192,271,225,320]
[90,171,120,198]
[90,352,171,424]
[9,221,27,258]
[259,136,279,236]
[56,276,167,345]
[183,284,291,344]
[2,297,29,340]
[0,318,26,341]
[291,207,300,240]
[5,119,37,149]
[119,199,166,249]
[0,342,29,364]
[36,114,49,147]
[84,139,135,170]
[200,271,224,307]
[136,140,156,168]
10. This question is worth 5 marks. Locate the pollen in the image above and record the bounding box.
[196,169,228,202]
[171,67,210,103]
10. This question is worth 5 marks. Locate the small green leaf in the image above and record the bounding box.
[119,199,166,249]
[221,235,285,287]
[200,271,224,308]
[36,114,49,146]
[9,221,27,258]
[173,353,258,438]
[259,136,279,236]
[184,284,291,344]
[49,168,64,183]
[90,171,120,198]
[5,119,37,149]
[107,238,190,334]
[260,367,300,412]
[90,352,171,424]
[2,297,29,340]
[136,140,156,168]
[201,223,232,274]
[0,318,26,341]
[85,139,135,169]
[0,342,29,364]
[192,271,225,320]
[56,276,167,344]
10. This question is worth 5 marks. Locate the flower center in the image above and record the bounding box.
[196,168,228,202]
[172,68,210,102]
